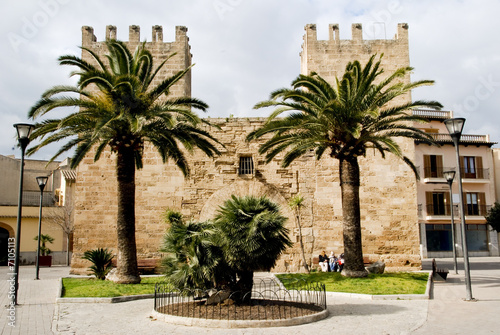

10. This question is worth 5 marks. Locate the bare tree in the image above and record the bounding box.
[45,203,74,266]
[289,194,310,273]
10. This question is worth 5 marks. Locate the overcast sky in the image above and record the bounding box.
[1,0,499,160]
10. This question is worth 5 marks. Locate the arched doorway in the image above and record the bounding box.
[0,227,9,266]
[198,179,295,223]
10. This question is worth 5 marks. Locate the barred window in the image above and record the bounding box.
[239,156,254,175]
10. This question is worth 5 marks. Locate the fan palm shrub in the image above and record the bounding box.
[162,196,291,302]
[161,210,232,291]
[82,248,114,280]
[213,195,292,296]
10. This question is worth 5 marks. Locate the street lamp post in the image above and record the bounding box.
[444,117,474,301]
[35,176,48,280]
[443,170,458,275]
[12,123,35,306]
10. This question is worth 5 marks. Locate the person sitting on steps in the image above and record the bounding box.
[329,251,337,272]
[319,250,329,272]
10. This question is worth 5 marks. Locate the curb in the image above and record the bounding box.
[151,308,329,328]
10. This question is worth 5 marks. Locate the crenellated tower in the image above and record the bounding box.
[300,23,410,103]
[81,25,192,97]
[71,25,194,274]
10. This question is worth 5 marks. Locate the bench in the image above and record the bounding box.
[312,257,320,270]
[110,258,160,274]
[432,258,449,281]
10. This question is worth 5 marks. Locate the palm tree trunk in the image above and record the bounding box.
[339,157,368,278]
[235,270,254,303]
[113,147,141,284]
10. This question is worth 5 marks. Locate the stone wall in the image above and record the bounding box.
[70,23,421,274]
[71,117,421,273]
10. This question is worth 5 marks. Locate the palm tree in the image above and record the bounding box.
[289,193,310,273]
[213,195,292,296]
[247,54,442,277]
[161,210,231,291]
[28,40,221,284]
[33,234,54,256]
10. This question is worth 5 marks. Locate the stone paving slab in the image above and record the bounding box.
[54,296,428,335]
[1,266,68,335]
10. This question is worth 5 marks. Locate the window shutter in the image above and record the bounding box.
[462,192,467,215]
[460,156,465,178]
[423,155,431,178]
[436,155,443,178]
[476,156,483,178]
[479,192,486,215]
[426,192,433,214]
[444,191,451,215]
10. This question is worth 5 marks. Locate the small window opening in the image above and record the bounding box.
[239,156,254,175]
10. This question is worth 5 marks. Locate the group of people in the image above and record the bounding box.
[318,251,344,272]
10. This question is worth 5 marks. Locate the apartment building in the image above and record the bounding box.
[0,155,75,265]
[413,110,499,258]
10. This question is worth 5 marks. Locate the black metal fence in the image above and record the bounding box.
[154,278,326,321]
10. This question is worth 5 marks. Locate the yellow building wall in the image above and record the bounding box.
[0,206,64,253]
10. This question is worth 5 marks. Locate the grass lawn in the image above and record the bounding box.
[275,272,429,295]
[62,272,429,298]
[62,276,165,298]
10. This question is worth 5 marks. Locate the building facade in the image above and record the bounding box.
[69,23,425,275]
[413,110,498,258]
[0,154,75,265]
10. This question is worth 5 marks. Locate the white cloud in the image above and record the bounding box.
[1,0,499,160]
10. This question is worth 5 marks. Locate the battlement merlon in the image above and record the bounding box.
[129,25,140,43]
[175,26,188,43]
[81,26,96,46]
[81,25,189,45]
[106,25,117,40]
[329,24,340,42]
[152,25,163,42]
[396,23,409,41]
[303,22,409,42]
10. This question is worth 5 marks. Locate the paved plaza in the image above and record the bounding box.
[1,257,499,334]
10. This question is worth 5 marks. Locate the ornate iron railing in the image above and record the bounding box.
[154,278,326,321]
[422,204,491,217]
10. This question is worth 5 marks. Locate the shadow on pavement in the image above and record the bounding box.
[327,303,407,317]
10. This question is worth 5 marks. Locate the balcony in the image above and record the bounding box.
[419,204,491,220]
[412,109,451,120]
[0,191,56,207]
[416,133,496,147]
[23,191,56,207]
[420,167,490,183]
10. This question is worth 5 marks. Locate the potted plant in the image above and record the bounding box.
[34,234,54,267]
